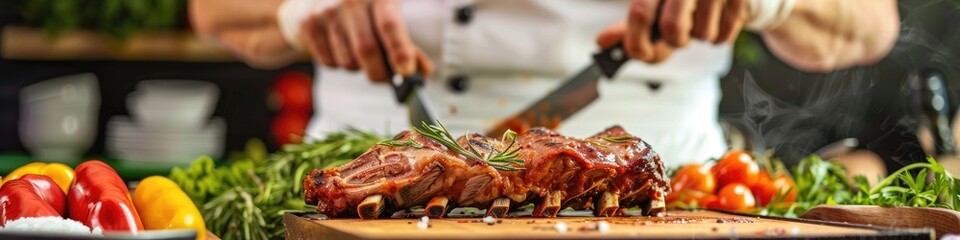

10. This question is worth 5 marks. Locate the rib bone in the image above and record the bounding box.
[532,190,563,218]
[645,190,666,217]
[357,195,385,219]
[485,197,511,218]
[425,196,449,218]
[594,191,620,217]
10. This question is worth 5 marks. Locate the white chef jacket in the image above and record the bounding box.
[306,0,731,166]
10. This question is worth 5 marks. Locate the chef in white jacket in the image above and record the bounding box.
[191,0,899,165]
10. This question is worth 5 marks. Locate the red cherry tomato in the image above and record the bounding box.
[750,170,773,204]
[714,183,756,212]
[272,111,311,146]
[272,72,313,112]
[670,164,717,194]
[751,171,798,207]
[772,175,798,203]
[712,150,760,187]
[700,194,720,209]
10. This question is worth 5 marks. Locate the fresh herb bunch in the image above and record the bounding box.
[414,121,524,171]
[19,0,187,40]
[851,157,959,210]
[169,129,386,239]
[762,155,960,217]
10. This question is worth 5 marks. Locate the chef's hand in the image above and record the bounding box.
[300,0,433,82]
[596,0,747,63]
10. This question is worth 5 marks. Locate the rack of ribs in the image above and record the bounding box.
[303,126,669,219]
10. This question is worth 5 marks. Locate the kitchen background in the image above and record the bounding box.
[0,0,957,179]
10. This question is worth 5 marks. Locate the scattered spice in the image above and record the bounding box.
[715,218,755,224]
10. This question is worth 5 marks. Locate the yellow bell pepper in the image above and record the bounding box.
[3,162,75,193]
[133,176,206,240]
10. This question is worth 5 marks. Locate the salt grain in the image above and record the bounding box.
[1,217,102,235]
[483,216,496,225]
[596,221,610,233]
[416,221,429,230]
[554,221,568,233]
[416,216,430,230]
[791,226,800,236]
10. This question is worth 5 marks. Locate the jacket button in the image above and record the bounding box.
[455,5,474,25]
[448,75,469,93]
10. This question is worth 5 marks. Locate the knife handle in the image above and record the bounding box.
[367,7,425,104]
[388,69,425,103]
[593,8,663,79]
[380,45,425,103]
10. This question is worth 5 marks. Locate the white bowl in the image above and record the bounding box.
[21,73,99,105]
[19,74,100,162]
[126,91,216,130]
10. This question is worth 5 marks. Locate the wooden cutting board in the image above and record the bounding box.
[283,210,932,239]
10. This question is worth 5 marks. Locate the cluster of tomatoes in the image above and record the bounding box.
[666,150,798,212]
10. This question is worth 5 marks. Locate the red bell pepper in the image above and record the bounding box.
[19,174,67,216]
[68,160,143,232]
[0,179,61,226]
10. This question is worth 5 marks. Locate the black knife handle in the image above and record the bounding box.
[379,43,424,103]
[915,68,957,155]
[389,70,425,103]
[592,7,664,79]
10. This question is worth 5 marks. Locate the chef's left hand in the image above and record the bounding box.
[596,0,748,63]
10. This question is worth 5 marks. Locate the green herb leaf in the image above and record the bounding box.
[601,135,631,143]
[414,120,523,171]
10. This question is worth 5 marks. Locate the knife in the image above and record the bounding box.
[485,31,661,137]
[389,70,438,127]
[377,40,438,127]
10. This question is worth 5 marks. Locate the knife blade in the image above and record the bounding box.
[379,43,438,127]
[484,43,637,137]
[387,68,438,127]
[486,11,663,137]
[484,3,666,137]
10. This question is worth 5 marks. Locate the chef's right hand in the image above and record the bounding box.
[299,0,434,82]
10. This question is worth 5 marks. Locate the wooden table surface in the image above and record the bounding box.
[284,209,932,240]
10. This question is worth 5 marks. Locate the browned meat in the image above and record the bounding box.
[303,126,668,219]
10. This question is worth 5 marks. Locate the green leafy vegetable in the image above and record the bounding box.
[761,155,960,218]
[852,157,959,210]
[19,0,187,40]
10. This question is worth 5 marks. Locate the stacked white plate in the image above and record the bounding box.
[106,80,225,164]
[106,116,225,163]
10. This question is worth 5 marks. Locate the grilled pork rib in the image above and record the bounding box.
[303,126,668,219]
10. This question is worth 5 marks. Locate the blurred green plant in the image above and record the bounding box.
[19,0,187,40]
[170,129,387,239]
[733,32,768,68]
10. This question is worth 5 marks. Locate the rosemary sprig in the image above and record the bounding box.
[414,121,524,171]
[602,135,632,143]
[377,135,424,148]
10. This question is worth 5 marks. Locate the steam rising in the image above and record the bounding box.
[723,0,960,167]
